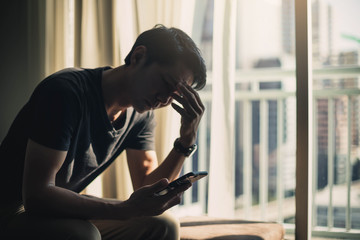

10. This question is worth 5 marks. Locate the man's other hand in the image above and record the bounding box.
[124,178,191,217]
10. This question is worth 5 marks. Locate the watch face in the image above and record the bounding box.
[187,144,197,157]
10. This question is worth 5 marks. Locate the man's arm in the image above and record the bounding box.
[127,82,205,189]
[126,148,186,191]
[22,139,190,219]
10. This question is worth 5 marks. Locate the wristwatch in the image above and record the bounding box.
[173,138,197,157]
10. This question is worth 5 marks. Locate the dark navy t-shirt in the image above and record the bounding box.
[0,67,156,205]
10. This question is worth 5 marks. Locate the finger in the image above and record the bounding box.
[176,84,202,112]
[165,194,182,210]
[171,92,183,103]
[170,93,185,108]
[176,84,204,115]
[150,178,169,193]
[171,93,198,118]
[174,180,192,193]
[171,102,191,120]
[185,84,205,111]
[157,181,191,205]
[165,180,192,198]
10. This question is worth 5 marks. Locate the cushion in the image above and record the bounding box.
[180,216,285,240]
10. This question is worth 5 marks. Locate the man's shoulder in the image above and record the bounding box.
[35,67,106,94]
[55,67,85,74]
[46,67,97,83]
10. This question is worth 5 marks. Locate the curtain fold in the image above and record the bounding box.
[74,0,115,68]
[44,0,65,75]
[208,0,237,217]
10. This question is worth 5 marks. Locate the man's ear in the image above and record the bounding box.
[130,46,147,66]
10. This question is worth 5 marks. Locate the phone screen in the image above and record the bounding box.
[154,171,208,196]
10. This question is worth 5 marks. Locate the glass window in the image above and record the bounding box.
[312,0,360,235]
[177,0,360,238]
[234,0,296,228]
[312,0,360,68]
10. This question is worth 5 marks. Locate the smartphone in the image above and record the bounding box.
[154,171,208,196]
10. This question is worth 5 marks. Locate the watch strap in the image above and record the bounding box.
[173,138,197,157]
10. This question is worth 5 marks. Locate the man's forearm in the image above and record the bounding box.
[24,185,134,220]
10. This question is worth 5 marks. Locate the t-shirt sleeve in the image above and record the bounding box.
[28,79,80,151]
[126,111,156,151]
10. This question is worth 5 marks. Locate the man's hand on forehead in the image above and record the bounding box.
[170,81,205,147]
[166,61,195,90]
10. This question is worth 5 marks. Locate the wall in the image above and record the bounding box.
[0,0,46,142]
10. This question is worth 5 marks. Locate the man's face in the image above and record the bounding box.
[130,61,194,113]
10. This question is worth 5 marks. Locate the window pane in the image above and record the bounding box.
[314,93,360,231]
[234,0,296,229]
[236,0,296,70]
[312,0,360,236]
[314,76,360,90]
[312,0,360,68]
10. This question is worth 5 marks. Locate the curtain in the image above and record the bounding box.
[208,0,237,217]
[44,0,69,75]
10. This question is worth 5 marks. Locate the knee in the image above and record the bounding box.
[65,219,101,240]
[151,212,180,240]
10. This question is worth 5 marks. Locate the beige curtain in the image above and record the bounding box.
[40,0,196,200]
[208,0,237,217]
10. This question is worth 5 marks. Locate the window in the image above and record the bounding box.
[312,0,360,237]
[175,0,360,239]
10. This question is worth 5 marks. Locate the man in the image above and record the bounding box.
[0,25,206,239]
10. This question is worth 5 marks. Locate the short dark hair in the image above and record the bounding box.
[124,24,206,90]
